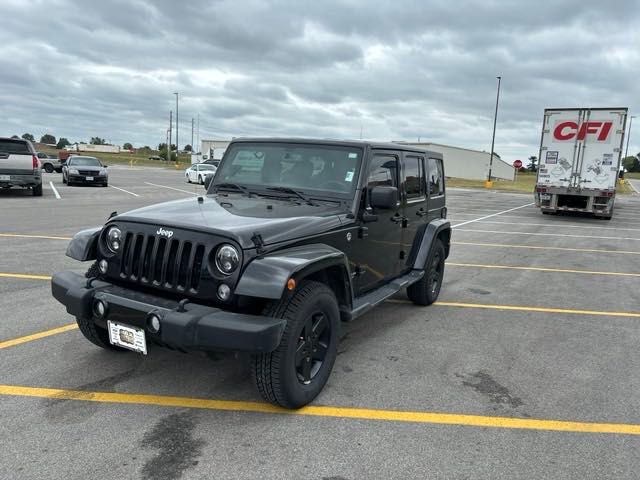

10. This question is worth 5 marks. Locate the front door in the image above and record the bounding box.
[352,152,403,294]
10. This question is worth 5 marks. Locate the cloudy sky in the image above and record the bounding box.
[2,0,639,161]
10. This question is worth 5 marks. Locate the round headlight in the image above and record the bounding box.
[215,244,239,275]
[106,226,122,253]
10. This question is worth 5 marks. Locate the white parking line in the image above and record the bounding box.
[110,185,140,197]
[48,181,61,200]
[144,182,197,195]
[455,228,640,242]
[451,203,535,229]
[451,219,640,233]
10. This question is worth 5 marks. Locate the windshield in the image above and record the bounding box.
[69,156,101,166]
[211,142,362,197]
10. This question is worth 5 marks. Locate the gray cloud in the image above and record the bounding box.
[1,0,638,159]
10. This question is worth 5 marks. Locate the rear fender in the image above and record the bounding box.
[66,227,101,261]
[410,219,451,269]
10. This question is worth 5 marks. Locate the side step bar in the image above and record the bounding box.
[349,269,424,320]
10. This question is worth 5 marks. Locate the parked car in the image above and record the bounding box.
[51,138,450,408]
[37,152,63,173]
[62,156,109,186]
[185,163,217,184]
[203,159,220,168]
[0,137,42,196]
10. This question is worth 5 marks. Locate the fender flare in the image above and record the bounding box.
[235,243,352,302]
[411,219,451,269]
[66,227,101,261]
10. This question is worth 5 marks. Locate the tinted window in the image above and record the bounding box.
[0,140,30,155]
[427,158,444,196]
[404,155,424,198]
[214,143,361,195]
[198,164,215,171]
[367,154,398,189]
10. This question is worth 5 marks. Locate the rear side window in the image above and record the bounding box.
[404,155,425,199]
[427,158,444,196]
[0,140,31,155]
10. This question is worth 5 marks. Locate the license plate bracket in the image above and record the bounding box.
[86,176,94,181]
[107,321,147,354]
[540,193,551,200]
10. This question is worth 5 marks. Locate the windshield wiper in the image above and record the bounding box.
[266,186,317,206]
[212,183,253,196]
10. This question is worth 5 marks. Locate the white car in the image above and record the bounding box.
[185,163,217,184]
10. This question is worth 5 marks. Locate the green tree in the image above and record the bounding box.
[90,137,106,145]
[21,133,35,142]
[622,155,640,172]
[56,138,71,149]
[157,142,167,151]
[527,155,538,172]
[123,142,133,150]
[184,144,192,152]
[40,133,56,144]
[11,135,19,139]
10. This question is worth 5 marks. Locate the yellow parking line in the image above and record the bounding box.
[447,262,640,278]
[0,233,71,240]
[423,301,640,318]
[0,324,77,350]
[452,241,640,256]
[0,273,52,281]
[1,384,638,435]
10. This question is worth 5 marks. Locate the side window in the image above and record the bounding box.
[367,154,398,189]
[427,158,444,196]
[404,155,425,199]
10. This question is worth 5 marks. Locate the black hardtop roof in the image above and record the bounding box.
[229,137,441,157]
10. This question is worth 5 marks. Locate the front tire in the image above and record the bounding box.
[407,238,445,306]
[252,281,340,409]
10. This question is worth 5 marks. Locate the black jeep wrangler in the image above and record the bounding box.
[52,138,450,408]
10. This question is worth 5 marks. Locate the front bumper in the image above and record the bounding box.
[68,174,107,184]
[51,271,286,353]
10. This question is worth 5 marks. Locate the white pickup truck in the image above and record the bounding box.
[0,137,43,196]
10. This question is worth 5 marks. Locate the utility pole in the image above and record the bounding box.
[191,117,194,153]
[168,110,172,159]
[173,92,179,158]
[196,114,200,154]
[486,76,502,188]
[624,115,636,161]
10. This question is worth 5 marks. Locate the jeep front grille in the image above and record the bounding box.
[119,232,205,293]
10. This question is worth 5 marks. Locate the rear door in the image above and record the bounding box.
[0,139,35,175]
[538,108,627,189]
[401,153,427,269]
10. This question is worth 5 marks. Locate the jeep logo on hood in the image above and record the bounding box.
[156,227,174,238]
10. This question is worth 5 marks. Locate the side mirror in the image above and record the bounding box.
[204,176,213,189]
[370,186,398,209]
[103,165,108,168]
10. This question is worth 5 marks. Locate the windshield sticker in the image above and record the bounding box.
[348,153,358,159]
[344,171,354,182]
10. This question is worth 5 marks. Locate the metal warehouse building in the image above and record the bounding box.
[199,139,514,181]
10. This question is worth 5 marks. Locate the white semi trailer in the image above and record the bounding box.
[534,107,628,219]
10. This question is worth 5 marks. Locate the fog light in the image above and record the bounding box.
[147,314,161,334]
[99,259,108,274]
[93,299,107,318]
[217,284,231,301]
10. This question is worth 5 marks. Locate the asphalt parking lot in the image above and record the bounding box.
[2,166,640,479]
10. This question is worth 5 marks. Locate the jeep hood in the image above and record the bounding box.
[114,195,347,249]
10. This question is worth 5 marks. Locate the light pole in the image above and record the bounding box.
[173,92,179,160]
[624,115,636,162]
[486,76,501,188]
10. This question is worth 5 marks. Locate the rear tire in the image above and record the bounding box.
[252,281,340,409]
[198,175,204,185]
[407,238,445,306]
[33,183,43,197]
[44,164,54,173]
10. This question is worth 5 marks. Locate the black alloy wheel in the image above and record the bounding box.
[407,238,445,306]
[253,280,340,409]
[44,163,54,173]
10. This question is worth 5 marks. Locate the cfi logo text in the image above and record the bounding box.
[156,227,174,238]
